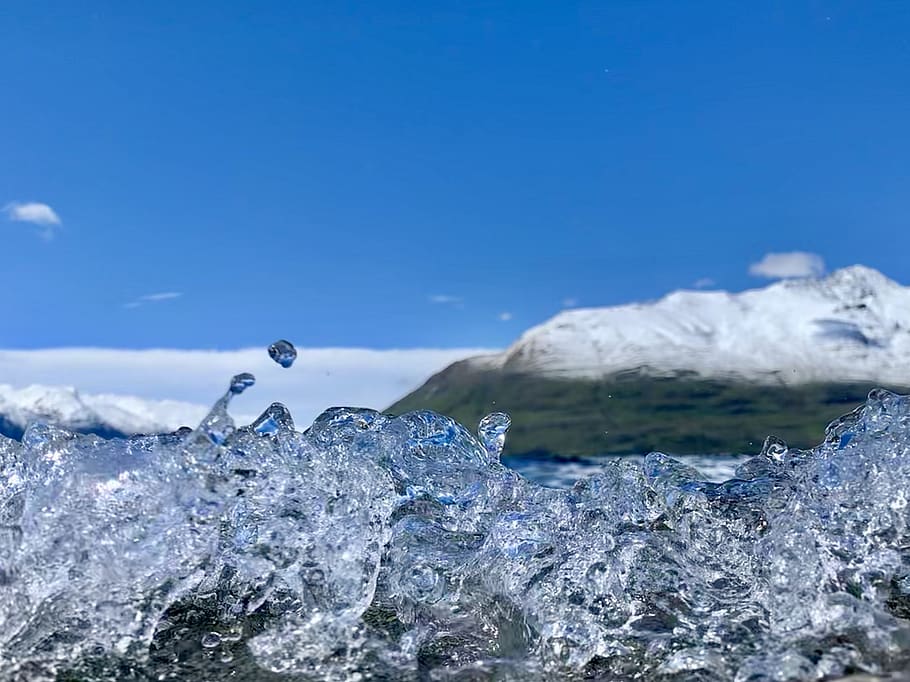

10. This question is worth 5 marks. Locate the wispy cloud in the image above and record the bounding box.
[498,312,513,321]
[428,294,463,305]
[749,252,825,279]
[3,201,62,240]
[124,292,183,309]
[693,277,716,289]
[140,292,182,302]
[562,297,578,308]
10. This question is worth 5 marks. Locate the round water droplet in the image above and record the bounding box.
[229,372,256,395]
[201,631,222,648]
[268,339,297,368]
[478,412,511,458]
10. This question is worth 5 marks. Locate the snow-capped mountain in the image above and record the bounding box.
[477,265,910,385]
[0,384,208,439]
[3,266,908,443]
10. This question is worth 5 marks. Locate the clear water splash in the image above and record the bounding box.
[194,391,236,445]
[478,411,511,458]
[760,434,788,461]
[250,401,295,434]
[229,372,256,394]
[267,339,297,368]
[2,384,910,681]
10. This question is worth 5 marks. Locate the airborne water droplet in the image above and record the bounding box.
[229,372,256,395]
[268,339,297,368]
[478,411,511,458]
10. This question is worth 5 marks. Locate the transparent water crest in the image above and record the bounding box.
[2,381,910,681]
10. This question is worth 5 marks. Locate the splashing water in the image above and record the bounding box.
[229,372,256,395]
[2,381,910,680]
[251,401,295,435]
[268,339,297,368]
[478,411,511,458]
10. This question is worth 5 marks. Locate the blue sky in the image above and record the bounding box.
[2,1,909,350]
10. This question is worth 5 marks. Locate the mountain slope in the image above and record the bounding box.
[390,266,910,455]
[389,368,905,456]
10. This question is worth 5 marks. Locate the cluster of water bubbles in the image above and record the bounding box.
[1,340,910,680]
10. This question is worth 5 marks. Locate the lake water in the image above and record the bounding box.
[507,452,749,488]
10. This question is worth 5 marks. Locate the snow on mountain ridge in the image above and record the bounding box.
[491,266,910,385]
[0,384,208,437]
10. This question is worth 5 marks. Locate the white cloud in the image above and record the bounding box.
[125,292,183,309]
[3,201,61,225]
[141,292,182,302]
[0,346,497,429]
[498,312,513,321]
[693,277,716,289]
[428,294,462,305]
[562,298,578,308]
[748,252,825,279]
[3,201,62,240]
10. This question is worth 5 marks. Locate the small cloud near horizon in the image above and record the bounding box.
[498,312,513,321]
[693,277,716,289]
[124,292,183,309]
[749,252,825,279]
[562,297,578,308]
[3,201,62,240]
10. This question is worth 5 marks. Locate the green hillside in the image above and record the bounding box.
[388,361,908,456]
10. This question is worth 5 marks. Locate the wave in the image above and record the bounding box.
[1,378,910,680]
